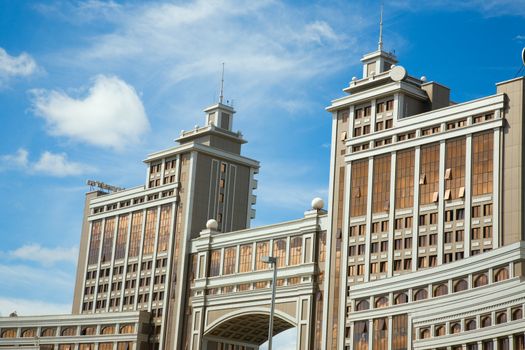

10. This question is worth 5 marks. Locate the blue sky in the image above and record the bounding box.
[0,0,523,345]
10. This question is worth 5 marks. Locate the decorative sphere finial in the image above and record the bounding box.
[420,76,427,82]
[206,219,218,230]
[311,197,324,210]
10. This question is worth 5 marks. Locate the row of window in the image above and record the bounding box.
[0,325,134,339]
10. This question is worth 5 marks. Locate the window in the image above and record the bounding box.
[394,293,408,305]
[420,328,430,339]
[429,234,437,245]
[450,323,461,334]
[494,268,509,282]
[472,132,493,196]
[128,211,144,258]
[496,312,507,324]
[356,299,370,311]
[484,203,493,216]
[481,315,491,328]
[289,236,302,265]
[88,220,102,265]
[429,213,438,225]
[471,228,481,240]
[445,231,453,243]
[404,237,412,249]
[420,144,440,204]
[483,226,492,238]
[157,205,172,253]
[375,297,388,308]
[61,327,77,336]
[81,327,96,336]
[273,239,286,268]
[435,325,445,336]
[373,318,388,350]
[354,321,369,350]
[255,241,270,270]
[363,125,371,135]
[394,239,402,250]
[142,208,158,255]
[239,244,253,273]
[119,325,134,334]
[413,288,428,301]
[473,273,488,287]
[351,159,368,216]
[101,326,115,335]
[41,328,56,337]
[372,155,391,213]
[465,319,476,330]
[21,329,36,337]
[222,247,236,275]
[512,308,523,320]
[386,100,394,111]
[395,149,415,209]
[445,138,466,200]
[377,102,385,113]
[418,235,427,247]
[472,205,481,217]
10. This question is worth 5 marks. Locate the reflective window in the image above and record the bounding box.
[372,155,391,213]
[157,205,172,252]
[373,318,388,350]
[445,137,466,200]
[420,143,440,204]
[88,220,102,265]
[255,241,270,270]
[353,321,368,350]
[273,239,286,268]
[289,236,302,265]
[128,211,144,258]
[101,217,116,263]
[395,149,415,209]
[114,215,129,260]
[142,208,158,255]
[222,247,236,275]
[239,244,253,273]
[351,159,369,217]
[472,131,493,196]
[209,249,221,277]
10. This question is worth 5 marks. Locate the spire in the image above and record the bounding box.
[378,4,384,51]
[219,62,225,104]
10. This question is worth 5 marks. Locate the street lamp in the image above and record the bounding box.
[262,255,277,350]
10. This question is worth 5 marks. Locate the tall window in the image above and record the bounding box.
[209,249,221,277]
[445,137,466,200]
[157,205,172,252]
[88,220,102,264]
[373,318,388,350]
[353,321,369,350]
[101,217,115,263]
[142,208,158,255]
[114,215,129,260]
[222,247,236,275]
[472,131,493,196]
[255,241,270,270]
[420,143,440,204]
[273,239,286,268]
[239,244,252,273]
[395,149,415,209]
[351,160,369,217]
[372,155,391,213]
[289,236,303,265]
[128,211,144,258]
[392,314,408,350]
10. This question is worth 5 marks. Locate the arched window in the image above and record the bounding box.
[435,325,445,336]
[1,329,16,338]
[394,292,408,305]
[101,326,115,335]
[450,323,461,334]
[473,274,488,288]
[481,315,491,328]
[496,312,507,324]
[375,296,389,308]
[119,325,134,334]
[414,288,428,301]
[494,268,509,282]
[512,308,523,320]
[21,329,36,338]
[420,328,430,339]
[453,279,468,292]
[81,327,96,336]
[465,319,476,331]
[41,328,56,337]
[433,284,448,297]
[61,327,77,336]
[356,299,370,311]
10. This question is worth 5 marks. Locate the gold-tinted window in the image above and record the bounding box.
[114,215,129,260]
[372,155,391,213]
[472,131,493,196]
[142,208,158,255]
[128,211,144,258]
[273,239,286,268]
[289,236,302,265]
[209,249,221,277]
[255,241,270,270]
[351,159,369,217]
[395,149,415,209]
[353,321,369,350]
[239,244,252,273]
[420,143,440,204]
[222,247,236,275]
[101,217,115,263]
[88,220,102,265]
[445,137,466,200]
[392,314,407,350]
[336,167,345,231]
[157,205,172,252]
[373,318,388,350]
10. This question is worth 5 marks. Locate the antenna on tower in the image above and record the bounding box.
[378,4,384,51]
[219,62,225,104]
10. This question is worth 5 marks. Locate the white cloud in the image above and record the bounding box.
[0,148,94,177]
[0,47,38,85]
[8,244,78,267]
[0,297,71,317]
[31,75,149,150]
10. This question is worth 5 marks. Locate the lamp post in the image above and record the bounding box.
[262,256,277,350]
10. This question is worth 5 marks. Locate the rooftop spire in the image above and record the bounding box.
[219,62,225,104]
[378,4,384,51]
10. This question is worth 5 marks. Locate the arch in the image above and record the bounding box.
[81,326,96,336]
[473,273,488,287]
[465,319,476,331]
[61,327,77,336]
[453,279,468,292]
[356,299,370,311]
[433,284,448,297]
[435,325,445,336]
[450,323,461,334]
[414,288,428,301]
[21,329,36,337]
[420,328,430,339]
[394,292,408,305]
[101,326,115,335]
[1,329,16,338]
[374,296,388,308]
[119,325,134,334]
[496,312,507,324]
[204,308,296,346]
[481,315,491,328]
[41,328,56,337]
[512,308,523,320]
[494,268,509,282]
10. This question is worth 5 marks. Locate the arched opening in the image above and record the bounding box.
[450,323,461,334]
[453,279,468,292]
[21,329,36,338]
[413,288,428,301]
[61,327,77,336]
[204,311,296,349]
[356,299,370,311]
[1,329,16,338]
[41,328,56,337]
[473,273,488,287]
[435,325,445,337]
[465,319,476,331]
[433,284,448,297]
[496,312,507,324]
[394,292,408,305]
[494,268,509,282]
[512,308,523,321]
[374,296,389,308]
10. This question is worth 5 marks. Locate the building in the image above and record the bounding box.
[1,32,525,350]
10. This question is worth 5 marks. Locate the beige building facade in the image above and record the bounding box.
[1,41,525,350]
